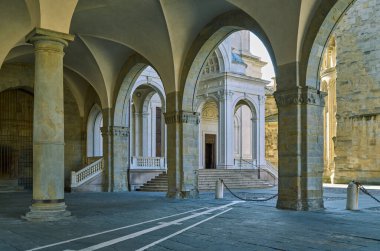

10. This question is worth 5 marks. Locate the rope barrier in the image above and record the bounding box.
[221,179,278,202]
[355,181,380,204]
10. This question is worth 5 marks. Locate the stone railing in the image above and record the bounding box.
[71,158,104,188]
[131,156,166,169]
[233,159,255,169]
[262,161,278,179]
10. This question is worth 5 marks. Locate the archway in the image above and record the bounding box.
[86,104,103,158]
[0,89,33,190]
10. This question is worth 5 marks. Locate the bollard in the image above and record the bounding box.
[215,179,223,199]
[346,181,359,210]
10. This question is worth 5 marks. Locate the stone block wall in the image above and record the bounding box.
[64,84,83,187]
[333,0,380,184]
[265,94,278,168]
[0,63,83,188]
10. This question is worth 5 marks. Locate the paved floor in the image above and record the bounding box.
[1,185,380,251]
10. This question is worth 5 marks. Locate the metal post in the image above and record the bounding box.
[346,181,359,210]
[215,179,224,199]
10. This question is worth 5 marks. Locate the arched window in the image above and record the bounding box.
[87,105,103,157]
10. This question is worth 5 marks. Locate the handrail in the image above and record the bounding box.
[262,161,278,178]
[71,158,104,188]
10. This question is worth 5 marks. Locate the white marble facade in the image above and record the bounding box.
[196,31,269,169]
[87,31,269,178]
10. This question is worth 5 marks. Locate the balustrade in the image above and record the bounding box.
[71,158,104,188]
[131,157,166,169]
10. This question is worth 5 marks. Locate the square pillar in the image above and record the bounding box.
[274,87,326,210]
[164,110,200,198]
[101,126,130,192]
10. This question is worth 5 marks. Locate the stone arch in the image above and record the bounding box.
[132,80,166,114]
[217,43,229,72]
[195,95,219,114]
[87,104,103,157]
[114,59,166,127]
[305,0,357,89]
[113,53,152,125]
[180,10,278,112]
[232,96,259,120]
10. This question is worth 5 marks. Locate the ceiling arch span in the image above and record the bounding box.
[304,0,356,89]
[25,0,78,34]
[180,10,277,112]
[112,52,165,127]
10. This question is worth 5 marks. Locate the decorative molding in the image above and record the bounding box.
[101,126,129,137]
[164,111,200,125]
[201,102,218,120]
[274,87,326,107]
[216,90,234,101]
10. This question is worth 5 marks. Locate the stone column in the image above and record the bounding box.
[274,87,326,210]
[258,95,266,167]
[24,28,74,221]
[217,90,234,169]
[134,112,142,156]
[101,126,129,192]
[165,110,200,198]
[141,112,150,157]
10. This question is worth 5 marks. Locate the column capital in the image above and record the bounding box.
[101,126,129,137]
[26,28,75,47]
[164,111,200,125]
[274,87,326,108]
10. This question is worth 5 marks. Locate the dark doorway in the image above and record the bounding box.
[205,134,216,169]
[0,89,33,189]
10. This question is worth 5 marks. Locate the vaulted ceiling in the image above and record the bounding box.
[0,0,341,110]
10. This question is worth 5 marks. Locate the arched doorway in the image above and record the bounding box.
[0,89,33,189]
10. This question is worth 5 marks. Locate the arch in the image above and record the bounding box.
[113,54,150,127]
[131,79,166,113]
[233,102,254,161]
[180,10,278,112]
[87,104,103,157]
[231,96,259,120]
[195,95,219,114]
[216,43,229,72]
[304,0,357,89]
[114,58,166,127]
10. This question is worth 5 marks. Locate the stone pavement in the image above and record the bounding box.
[1,185,380,251]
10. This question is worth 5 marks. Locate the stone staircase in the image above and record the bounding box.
[137,169,274,192]
[198,169,273,190]
[136,172,168,192]
[0,179,24,192]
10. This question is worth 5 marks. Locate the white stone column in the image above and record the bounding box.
[217,90,234,169]
[134,112,142,156]
[24,28,74,221]
[141,112,149,156]
[258,95,266,167]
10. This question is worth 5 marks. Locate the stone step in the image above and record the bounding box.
[137,170,274,192]
[0,179,25,192]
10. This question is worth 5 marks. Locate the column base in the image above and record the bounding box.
[276,198,324,211]
[22,202,71,222]
[166,189,199,199]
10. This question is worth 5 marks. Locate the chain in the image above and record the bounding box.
[221,180,278,202]
[355,181,380,204]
